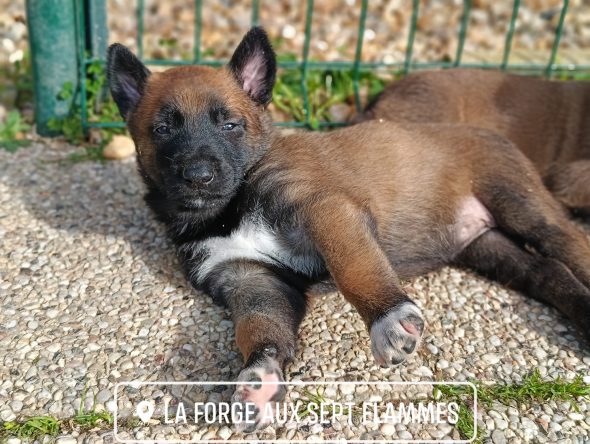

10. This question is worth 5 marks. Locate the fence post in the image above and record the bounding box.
[85,0,108,60]
[85,0,109,107]
[26,0,79,136]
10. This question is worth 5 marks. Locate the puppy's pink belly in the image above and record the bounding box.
[454,196,495,249]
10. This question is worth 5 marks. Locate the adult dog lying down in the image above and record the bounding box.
[107,29,590,429]
[354,69,590,216]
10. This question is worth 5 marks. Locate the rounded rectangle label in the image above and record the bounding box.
[114,380,477,443]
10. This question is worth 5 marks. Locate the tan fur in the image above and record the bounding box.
[235,314,288,362]
[126,65,590,365]
[355,69,590,210]
[253,121,549,322]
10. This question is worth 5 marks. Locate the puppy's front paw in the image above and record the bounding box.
[370,302,425,367]
[232,356,286,432]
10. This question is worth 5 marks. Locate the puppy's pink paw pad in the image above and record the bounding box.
[370,302,425,367]
[232,360,285,432]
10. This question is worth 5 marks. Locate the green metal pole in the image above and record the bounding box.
[85,0,108,59]
[85,0,108,104]
[454,0,472,67]
[501,0,520,70]
[352,0,368,111]
[545,0,569,78]
[26,0,79,136]
[301,0,313,127]
[76,0,88,133]
[137,0,144,59]
[403,0,420,75]
[194,0,202,63]
[251,0,260,26]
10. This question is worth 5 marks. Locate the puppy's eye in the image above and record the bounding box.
[155,125,170,135]
[221,123,237,131]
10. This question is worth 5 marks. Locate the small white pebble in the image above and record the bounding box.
[339,384,355,395]
[482,353,501,365]
[218,426,232,440]
[46,309,59,319]
[282,24,296,39]
[364,29,376,41]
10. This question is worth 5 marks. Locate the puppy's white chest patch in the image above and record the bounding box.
[194,219,320,283]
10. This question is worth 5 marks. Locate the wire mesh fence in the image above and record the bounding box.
[32,0,590,134]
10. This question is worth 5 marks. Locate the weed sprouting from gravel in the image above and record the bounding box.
[1,416,61,441]
[0,386,115,442]
[437,369,590,442]
[64,146,106,164]
[0,109,31,152]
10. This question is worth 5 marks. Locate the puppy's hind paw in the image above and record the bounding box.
[231,356,286,433]
[370,302,425,367]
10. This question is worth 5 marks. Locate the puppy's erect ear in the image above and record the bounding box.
[228,27,277,106]
[106,43,151,119]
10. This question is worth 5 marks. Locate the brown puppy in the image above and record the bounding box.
[108,29,590,429]
[354,69,590,215]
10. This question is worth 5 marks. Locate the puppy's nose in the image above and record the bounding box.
[182,163,215,185]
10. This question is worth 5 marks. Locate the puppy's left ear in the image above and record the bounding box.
[228,27,277,106]
[107,43,151,119]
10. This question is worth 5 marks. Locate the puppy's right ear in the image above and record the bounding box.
[228,27,276,106]
[106,43,151,119]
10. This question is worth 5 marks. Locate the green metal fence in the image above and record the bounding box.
[28,0,590,136]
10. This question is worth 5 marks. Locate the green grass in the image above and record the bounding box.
[453,400,478,443]
[0,386,114,443]
[273,52,388,129]
[48,60,125,146]
[64,146,106,164]
[437,369,590,443]
[0,110,31,152]
[1,416,61,441]
[0,411,114,443]
[0,50,34,153]
[480,370,590,407]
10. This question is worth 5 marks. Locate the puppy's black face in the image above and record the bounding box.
[107,27,277,219]
[150,100,250,212]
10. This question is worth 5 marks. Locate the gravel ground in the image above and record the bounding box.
[1,140,589,442]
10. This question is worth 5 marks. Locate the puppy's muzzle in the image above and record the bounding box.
[182,161,215,186]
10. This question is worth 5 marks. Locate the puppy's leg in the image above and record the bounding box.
[475,162,590,338]
[543,160,590,216]
[304,197,425,367]
[478,175,590,288]
[201,261,307,431]
[454,229,590,340]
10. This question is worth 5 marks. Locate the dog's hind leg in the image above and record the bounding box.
[200,261,308,431]
[472,152,590,339]
[543,159,590,217]
[477,179,590,288]
[454,229,590,341]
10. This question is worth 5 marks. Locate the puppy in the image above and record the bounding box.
[353,69,590,215]
[107,28,590,429]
